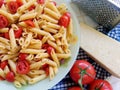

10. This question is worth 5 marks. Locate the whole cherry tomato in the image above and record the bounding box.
[0,60,8,70]
[0,0,4,8]
[37,0,44,4]
[7,1,18,14]
[6,71,15,82]
[89,79,113,90]
[19,53,28,61]
[16,60,30,74]
[0,14,8,28]
[68,86,81,90]
[24,20,35,27]
[59,12,71,28]
[70,60,96,89]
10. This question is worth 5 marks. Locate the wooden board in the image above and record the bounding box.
[80,23,120,78]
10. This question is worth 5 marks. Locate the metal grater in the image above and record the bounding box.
[72,0,120,30]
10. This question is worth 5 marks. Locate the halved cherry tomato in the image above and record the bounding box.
[41,64,49,76]
[58,12,71,28]
[4,32,9,39]
[68,86,81,90]
[42,44,54,55]
[0,14,8,28]
[47,46,54,55]
[14,28,23,38]
[0,60,8,70]
[6,71,15,82]
[24,20,35,27]
[16,0,23,7]
[37,0,44,4]
[89,79,113,90]
[0,33,4,37]
[7,1,18,14]
[0,0,4,8]
[4,28,22,39]
[70,60,96,89]
[28,5,35,11]
[16,60,30,74]
[19,53,28,61]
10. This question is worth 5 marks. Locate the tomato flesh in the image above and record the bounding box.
[37,0,44,4]
[41,64,49,76]
[16,0,23,7]
[0,0,4,8]
[24,20,35,27]
[89,79,113,90]
[16,60,30,74]
[6,71,15,82]
[0,60,8,70]
[70,60,96,85]
[19,53,28,61]
[7,1,18,14]
[42,44,54,55]
[14,28,23,38]
[0,14,8,28]
[59,12,71,28]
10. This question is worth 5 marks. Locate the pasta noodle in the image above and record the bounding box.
[0,0,74,88]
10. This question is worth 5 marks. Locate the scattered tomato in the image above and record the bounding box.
[0,14,8,28]
[0,0,4,8]
[14,28,23,38]
[41,64,49,76]
[0,60,8,70]
[29,5,35,11]
[24,20,35,27]
[16,60,30,74]
[58,12,71,28]
[0,76,4,80]
[89,79,113,90]
[37,0,44,4]
[19,53,28,61]
[68,86,81,90]
[6,71,15,82]
[42,44,54,55]
[7,1,18,14]
[16,0,23,7]
[70,60,96,89]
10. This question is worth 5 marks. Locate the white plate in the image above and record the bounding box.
[0,0,80,90]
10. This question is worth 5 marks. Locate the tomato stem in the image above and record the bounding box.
[78,73,84,90]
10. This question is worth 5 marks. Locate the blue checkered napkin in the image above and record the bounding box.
[108,23,120,41]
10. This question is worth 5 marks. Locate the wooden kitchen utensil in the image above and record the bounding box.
[80,23,120,78]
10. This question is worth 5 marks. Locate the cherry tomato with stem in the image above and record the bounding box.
[70,60,96,90]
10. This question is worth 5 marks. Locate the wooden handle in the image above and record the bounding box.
[80,23,120,78]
